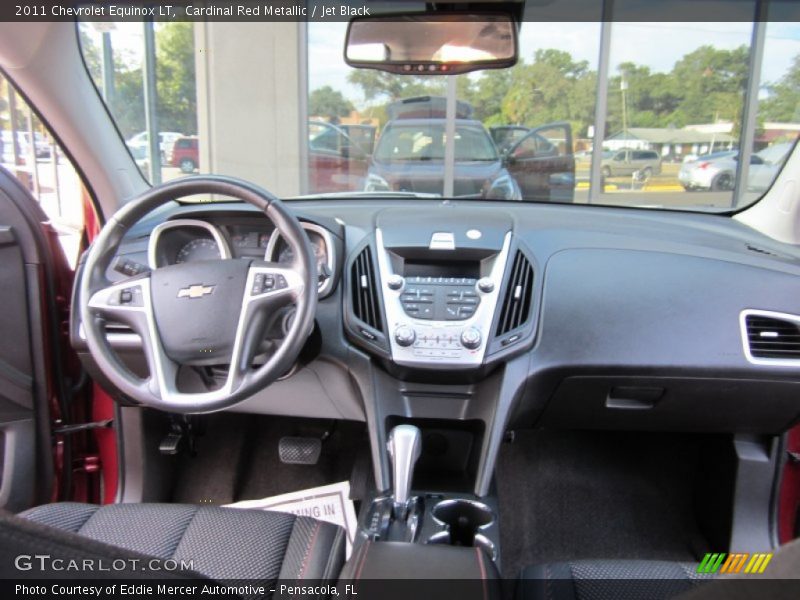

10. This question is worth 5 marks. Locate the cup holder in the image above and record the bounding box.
[427,499,496,559]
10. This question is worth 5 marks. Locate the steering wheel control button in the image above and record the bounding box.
[111,286,143,307]
[387,274,405,290]
[252,272,288,295]
[114,257,149,277]
[460,327,482,349]
[477,277,495,293]
[394,325,416,347]
[252,273,265,294]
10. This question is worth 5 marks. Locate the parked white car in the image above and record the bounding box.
[679,143,793,192]
[126,131,183,161]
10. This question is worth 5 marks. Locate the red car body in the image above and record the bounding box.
[169,136,199,173]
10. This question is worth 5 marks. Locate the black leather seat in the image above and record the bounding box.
[4,502,345,584]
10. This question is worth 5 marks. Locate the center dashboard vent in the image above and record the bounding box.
[744,312,800,360]
[351,247,383,333]
[496,250,534,336]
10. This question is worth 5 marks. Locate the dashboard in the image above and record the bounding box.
[72,197,800,460]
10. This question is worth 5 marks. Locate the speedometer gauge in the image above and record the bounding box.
[278,236,327,271]
[176,238,221,263]
[264,224,335,297]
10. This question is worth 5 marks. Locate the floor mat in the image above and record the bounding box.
[495,429,714,579]
[171,413,248,505]
[171,415,370,505]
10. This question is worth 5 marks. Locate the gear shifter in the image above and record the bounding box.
[387,424,422,521]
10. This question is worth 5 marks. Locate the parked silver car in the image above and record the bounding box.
[601,148,662,178]
[679,143,793,192]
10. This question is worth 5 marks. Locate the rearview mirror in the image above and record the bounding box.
[345,13,518,75]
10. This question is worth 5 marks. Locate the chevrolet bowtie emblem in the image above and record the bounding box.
[177,284,215,299]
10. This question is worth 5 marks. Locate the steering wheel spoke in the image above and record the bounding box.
[87,277,149,320]
[246,263,306,308]
[225,263,307,382]
[87,275,176,400]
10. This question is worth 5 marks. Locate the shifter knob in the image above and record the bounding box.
[387,424,422,520]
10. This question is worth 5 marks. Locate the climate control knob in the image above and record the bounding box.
[460,327,482,349]
[387,274,405,290]
[394,325,416,347]
[477,277,495,293]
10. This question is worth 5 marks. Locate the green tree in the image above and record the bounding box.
[501,50,595,135]
[761,53,800,123]
[668,45,749,132]
[309,86,354,119]
[469,69,513,125]
[77,23,197,139]
[78,27,103,86]
[347,69,445,102]
[155,22,197,135]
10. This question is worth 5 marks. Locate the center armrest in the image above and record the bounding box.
[339,541,502,598]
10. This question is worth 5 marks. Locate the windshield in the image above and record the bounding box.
[78,0,800,210]
[375,122,498,162]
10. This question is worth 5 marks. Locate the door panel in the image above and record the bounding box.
[506,122,575,203]
[0,225,37,510]
[0,167,62,511]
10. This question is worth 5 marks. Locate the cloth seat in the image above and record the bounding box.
[518,541,800,600]
[518,560,713,600]
[12,502,345,585]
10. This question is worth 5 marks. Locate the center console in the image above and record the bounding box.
[342,208,540,578]
[342,423,501,591]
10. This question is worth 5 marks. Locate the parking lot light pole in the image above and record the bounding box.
[143,19,162,184]
[443,75,457,199]
[91,23,117,110]
[588,18,613,204]
[733,7,767,208]
[620,71,628,141]
[101,33,115,110]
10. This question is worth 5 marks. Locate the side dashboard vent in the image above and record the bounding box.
[496,251,534,336]
[351,247,383,332]
[744,313,800,360]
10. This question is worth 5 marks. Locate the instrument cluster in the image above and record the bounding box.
[148,218,335,296]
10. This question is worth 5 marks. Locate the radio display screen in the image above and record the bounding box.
[403,260,480,280]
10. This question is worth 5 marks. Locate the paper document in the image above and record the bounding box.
[225,481,357,558]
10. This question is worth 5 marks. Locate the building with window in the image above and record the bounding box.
[604,127,736,161]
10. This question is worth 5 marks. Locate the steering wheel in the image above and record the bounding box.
[79,176,317,413]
